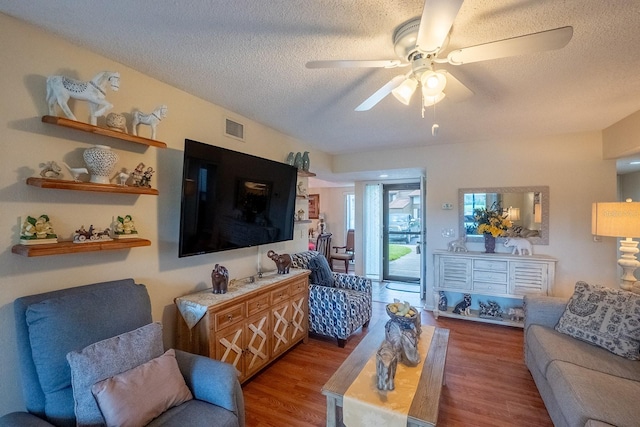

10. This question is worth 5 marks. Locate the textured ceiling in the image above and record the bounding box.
[2,0,640,167]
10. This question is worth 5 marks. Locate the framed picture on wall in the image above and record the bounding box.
[308,194,320,219]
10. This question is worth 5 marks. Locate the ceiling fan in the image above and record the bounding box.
[306,0,573,116]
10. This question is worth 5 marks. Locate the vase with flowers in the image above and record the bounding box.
[474,202,512,253]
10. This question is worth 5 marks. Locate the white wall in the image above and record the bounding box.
[337,132,619,304]
[0,14,330,415]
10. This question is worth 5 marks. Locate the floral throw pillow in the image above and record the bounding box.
[555,281,640,360]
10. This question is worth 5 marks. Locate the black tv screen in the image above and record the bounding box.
[179,139,297,257]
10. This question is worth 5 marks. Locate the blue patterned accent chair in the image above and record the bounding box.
[292,251,372,347]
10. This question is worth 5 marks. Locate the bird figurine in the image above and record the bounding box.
[62,162,88,182]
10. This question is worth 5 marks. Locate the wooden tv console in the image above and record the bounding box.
[175,269,310,383]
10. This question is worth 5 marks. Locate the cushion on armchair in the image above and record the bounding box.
[66,322,165,426]
[91,349,193,427]
[307,255,334,287]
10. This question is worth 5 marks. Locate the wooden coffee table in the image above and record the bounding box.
[322,321,450,427]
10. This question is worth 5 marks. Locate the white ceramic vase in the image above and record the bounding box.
[83,145,118,184]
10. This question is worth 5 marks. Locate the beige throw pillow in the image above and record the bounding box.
[91,349,193,427]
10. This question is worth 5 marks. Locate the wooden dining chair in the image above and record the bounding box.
[330,229,355,274]
[315,233,332,264]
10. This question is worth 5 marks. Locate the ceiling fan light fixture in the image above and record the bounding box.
[420,70,447,96]
[391,78,418,105]
[422,92,446,107]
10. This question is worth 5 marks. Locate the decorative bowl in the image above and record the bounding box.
[386,302,419,327]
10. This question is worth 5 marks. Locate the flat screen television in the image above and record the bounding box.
[179,139,298,257]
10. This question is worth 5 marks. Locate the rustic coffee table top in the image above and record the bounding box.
[322,320,450,427]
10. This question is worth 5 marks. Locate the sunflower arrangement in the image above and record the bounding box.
[474,202,512,237]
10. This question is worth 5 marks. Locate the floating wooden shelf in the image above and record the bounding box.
[435,309,524,328]
[26,177,159,195]
[297,170,316,177]
[295,220,312,224]
[41,115,167,148]
[12,238,151,257]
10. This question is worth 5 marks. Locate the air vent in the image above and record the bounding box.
[225,118,245,141]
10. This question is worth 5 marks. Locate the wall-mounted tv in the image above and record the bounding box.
[179,139,298,257]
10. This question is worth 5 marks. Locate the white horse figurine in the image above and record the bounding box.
[46,71,120,126]
[131,105,167,140]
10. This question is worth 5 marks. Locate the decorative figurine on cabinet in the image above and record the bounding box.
[297,181,308,198]
[503,237,533,255]
[447,236,467,252]
[267,250,292,274]
[46,71,120,125]
[376,340,397,391]
[508,307,525,322]
[452,293,472,316]
[62,162,88,181]
[293,152,303,169]
[285,152,295,166]
[20,215,57,245]
[131,105,167,140]
[438,291,448,312]
[128,162,145,186]
[39,161,62,179]
[211,264,229,294]
[302,151,310,171]
[479,300,503,320]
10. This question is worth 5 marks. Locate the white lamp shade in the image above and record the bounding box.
[420,71,447,97]
[422,92,446,107]
[392,78,418,105]
[507,207,520,221]
[592,201,640,237]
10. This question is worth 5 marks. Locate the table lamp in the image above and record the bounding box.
[592,199,640,292]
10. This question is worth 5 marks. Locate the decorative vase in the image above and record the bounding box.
[285,152,294,165]
[484,233,496,253]
[83,145,119,184]
[293,152,303,169]
[302,151,310,171]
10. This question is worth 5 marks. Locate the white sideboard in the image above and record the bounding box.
[433,250,557,327]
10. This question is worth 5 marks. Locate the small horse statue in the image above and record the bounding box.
[46,71,120,125]
[131,105,167,140]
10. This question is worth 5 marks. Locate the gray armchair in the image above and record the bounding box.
[0,279,244,427]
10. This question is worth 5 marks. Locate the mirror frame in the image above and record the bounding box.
[458,186,549,245]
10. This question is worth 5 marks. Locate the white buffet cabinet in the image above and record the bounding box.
[433,250,557,327]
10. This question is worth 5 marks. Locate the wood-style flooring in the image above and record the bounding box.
[241,297,552,427]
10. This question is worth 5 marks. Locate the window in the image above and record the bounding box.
[345,192,355,231]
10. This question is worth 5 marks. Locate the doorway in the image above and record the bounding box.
[382,183,421,284]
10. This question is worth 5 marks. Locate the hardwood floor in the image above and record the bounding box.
[241,300,552,427]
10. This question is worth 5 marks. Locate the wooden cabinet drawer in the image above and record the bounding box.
[473,270,507,283]
[289,279,308,296]
[473,282,508,294]
[473,259,507,271]
[247,294,270,317]
[270,286,290,305]
[214,304,245,331]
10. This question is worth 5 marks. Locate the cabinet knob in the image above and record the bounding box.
[227,314,233,321]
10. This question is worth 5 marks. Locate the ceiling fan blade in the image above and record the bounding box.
[440,70,474,103]
[447,26,573,65]
[355,75,407,111]
[415,0,464,54]
[306,60,406,69]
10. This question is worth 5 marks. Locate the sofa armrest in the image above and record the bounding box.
[174,349,245,426]
[0,412,55,427]
[523,295,568,331]
[333,273,372,294]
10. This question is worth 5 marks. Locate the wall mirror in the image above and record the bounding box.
[458,186,549,245]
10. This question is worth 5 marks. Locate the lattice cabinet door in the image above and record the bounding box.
[215,324,245,376]
[271,301,291,357]
[244,312,270,378]
[289,294,307,344]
